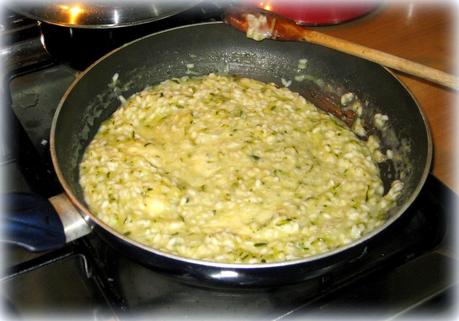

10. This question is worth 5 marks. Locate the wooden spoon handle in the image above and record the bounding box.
[303,30,458,90]
[225,8,459,90]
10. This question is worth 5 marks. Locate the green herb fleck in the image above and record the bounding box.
[254,242,267,247]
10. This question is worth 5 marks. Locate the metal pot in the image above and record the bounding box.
[10,1,201,28]
[4,22,432,288]
[241,0,378,25]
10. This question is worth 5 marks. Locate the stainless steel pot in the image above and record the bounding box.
[10,1,201,28]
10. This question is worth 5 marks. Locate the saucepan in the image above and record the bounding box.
[3,22,431,288]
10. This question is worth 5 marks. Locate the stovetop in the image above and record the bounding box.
[2,172,456,320]
[1,3,457,320]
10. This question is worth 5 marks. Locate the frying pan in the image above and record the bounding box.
[4,22,431,288]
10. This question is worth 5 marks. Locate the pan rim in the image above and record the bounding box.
[50,21,433,270]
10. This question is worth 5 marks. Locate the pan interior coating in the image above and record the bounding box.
[79,74,403,264]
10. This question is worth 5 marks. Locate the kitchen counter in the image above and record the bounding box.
[316,1,457,193]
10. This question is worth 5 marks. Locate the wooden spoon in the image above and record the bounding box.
[224,7,458,90]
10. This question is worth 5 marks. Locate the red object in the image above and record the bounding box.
[243,0,379,26]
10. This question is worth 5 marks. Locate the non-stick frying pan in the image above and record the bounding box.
[4,22,431,288]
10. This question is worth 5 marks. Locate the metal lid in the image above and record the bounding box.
[11,1,201,28]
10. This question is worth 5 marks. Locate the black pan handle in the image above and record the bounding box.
[1,192,92,252]
[1,192,66,252]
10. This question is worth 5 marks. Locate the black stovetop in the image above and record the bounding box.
[4,173,456,320]
[1,3,457,320]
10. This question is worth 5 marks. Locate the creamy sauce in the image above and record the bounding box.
[80,74,402,264]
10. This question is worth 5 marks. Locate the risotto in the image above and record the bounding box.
[79,73,402,264]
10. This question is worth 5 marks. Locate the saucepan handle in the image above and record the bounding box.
[1,192,92,252]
